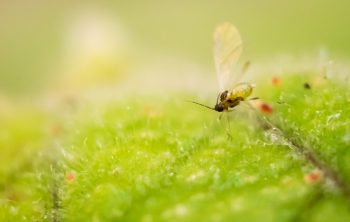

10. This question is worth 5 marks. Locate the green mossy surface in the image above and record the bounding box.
[1,73,350,222]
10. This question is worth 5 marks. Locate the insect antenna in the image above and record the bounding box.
[187,101,216,111]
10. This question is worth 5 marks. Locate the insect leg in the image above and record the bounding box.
[247,97,259,101]
[218,113,223,120]
[226,113,233,140]
[216,93,221,104]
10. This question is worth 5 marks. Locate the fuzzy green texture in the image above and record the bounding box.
[1,73,350,222]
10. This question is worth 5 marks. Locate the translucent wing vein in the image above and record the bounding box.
[214,22,242,91]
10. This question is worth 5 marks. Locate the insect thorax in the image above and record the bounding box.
[217,83,253,111]
[219,90,229,101]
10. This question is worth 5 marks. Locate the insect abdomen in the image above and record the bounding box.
[229,83,254,100]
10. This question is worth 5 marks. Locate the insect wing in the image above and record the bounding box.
[213,22,242,91]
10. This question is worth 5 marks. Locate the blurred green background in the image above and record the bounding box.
[0,0,349,94]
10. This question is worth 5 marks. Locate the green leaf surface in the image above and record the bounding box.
[1,73,350,222]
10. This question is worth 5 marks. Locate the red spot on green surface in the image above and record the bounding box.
[304,169,323,184]
[66,171,76,183]
[260,103,273,114]
[272,76,280,86]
